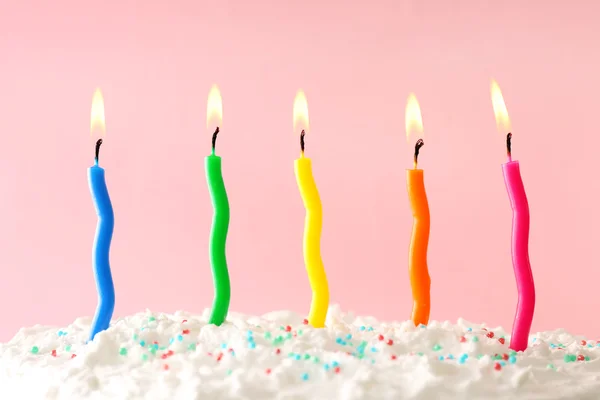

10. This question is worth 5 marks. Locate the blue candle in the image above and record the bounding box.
[88,138,115,341]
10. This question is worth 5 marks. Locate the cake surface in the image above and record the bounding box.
[1,305,599,400]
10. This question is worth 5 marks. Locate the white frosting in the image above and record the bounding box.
[1,305,599,399]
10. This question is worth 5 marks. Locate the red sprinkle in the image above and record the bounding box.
[581,340,587,346]
[334,366,341,374]
[285,325,292,332]
[459,336,467,343]
[486,332,495,338]
[265,368,272,374]
[502,353,509,361]
[303,319,309,325]
[275,348,281,355]
[378,334,384,341]
[494,362,502,371]
[153,341,159,345]
[51,350,57,357]
[391,355,397,360]
[163,364,169,371]
[228,348,234,353]
[498,338,505,345]
[386,339,394,346]
[217,353,223,362]
[182,329,190,335]
[71,354,77,359]
[182,319,188,324]
[168,350,174,356]
[577,355,585,361]
[161,354,168,360]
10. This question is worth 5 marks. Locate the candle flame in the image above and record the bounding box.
[207,84,223,131]
[90,88,105,137]
[405,93,423,143]
[293,90,309,136]
[490,79,511,134]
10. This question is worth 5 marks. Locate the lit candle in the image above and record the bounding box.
[88,89,115,341]
[491,80,535,352]
[405,94,431,327]
[293,90,329,328]
[205,85,230,326]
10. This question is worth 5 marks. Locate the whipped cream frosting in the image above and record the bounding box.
[1,305,599,400]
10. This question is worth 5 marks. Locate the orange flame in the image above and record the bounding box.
[405,93,423,143]
[207,84,223,131]
[490,79,511,134]
[90,88,105,137]
[293,90,309,136]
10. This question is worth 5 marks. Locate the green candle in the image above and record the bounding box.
[205,126,230,326]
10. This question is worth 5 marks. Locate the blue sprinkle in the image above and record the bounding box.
[458,358,467,364]
[221,343,227,349]
[346,334,352,340]
[249,342,256,349]
[447,354,454,360]
[177,335,183,342]
[550,344,556,349]
[460,353,469,360]
[247,330,253,337]
[359,326,366,331]
[324,364,330,371]
[367,327,374,332]
[467,328,472,332]
[500,361,506,366]
[169,338,175,345]
[438,355,444,361]
[139,340,146,347]
[419,324,426,329]
[336,338,343,344]
[301,373,309,381]
[295,354,301,360]
[370,347,377,353]
[153,344,159,350]
[57,331,63,337]
[532,338,537,342]
[332,361,339,367]
[509,356,517,364]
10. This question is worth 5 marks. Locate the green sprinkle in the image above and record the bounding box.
[31,346,39,354]
[510,351,517,357]
[188,343,196,351]
[312,356,320,363]
[476,354,483,359]
[150,347,157,355]
[304,354,311,360]
[298,330,303,336]
[227,369,232,375]
[286,332,292,339]
[133,333,139,340]
[547,363,555,369]
[141,354,148,361]
[264,332,272,339]
[65,345,72,352]
[564,354,576,363]
[432,344,442,351]
[148,316,156,322]
[472,337,479,342]
[585,356,590,361]
[417,352,424,356]
[119,348,128,356]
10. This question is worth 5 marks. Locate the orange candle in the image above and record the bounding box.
[405,94,431,326]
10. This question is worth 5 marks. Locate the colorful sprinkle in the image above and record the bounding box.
[119,348,128,356]
[31,346,39,354]
[301,373,309,381]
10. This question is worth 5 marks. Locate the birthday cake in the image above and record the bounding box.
[1,305,598,400]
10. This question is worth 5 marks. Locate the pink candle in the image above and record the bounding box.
[492,81,535,352]
[503,134,535,352]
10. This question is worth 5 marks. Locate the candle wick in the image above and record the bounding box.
[95,139,103,164]
[300,130,306,156]
[413,138,424,169]
[506,132,512,161]
[212,127,220,154]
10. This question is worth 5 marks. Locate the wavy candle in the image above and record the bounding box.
[88,89,115,341]
[405,94,431,326]
[491,80,535,352]
[293,90,329,328]
[205,85,231,326]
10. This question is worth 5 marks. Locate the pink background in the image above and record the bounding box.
[1,0,599,341]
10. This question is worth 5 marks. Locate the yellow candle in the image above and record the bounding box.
[293,90,329,328]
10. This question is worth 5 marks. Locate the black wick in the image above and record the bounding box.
[212,127,220,151]
[506,132,512,158]
[95,139,103,163]
[300,130,306,153]
[414,138,424,166]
